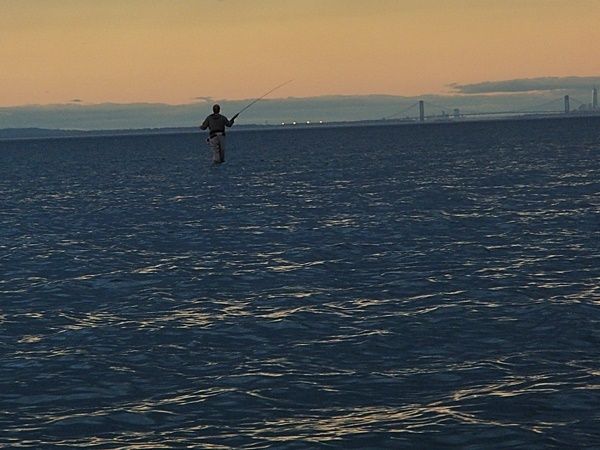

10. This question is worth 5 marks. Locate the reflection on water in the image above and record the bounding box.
[1,119,599,448]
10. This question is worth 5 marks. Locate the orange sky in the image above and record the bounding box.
[2,0,599,106]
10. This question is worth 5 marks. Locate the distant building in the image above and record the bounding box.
[593,88,598,110]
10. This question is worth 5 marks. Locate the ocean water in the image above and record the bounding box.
[1,118,599,449]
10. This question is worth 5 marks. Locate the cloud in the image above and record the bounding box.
[193,96,213,103]
[451,76,600,94]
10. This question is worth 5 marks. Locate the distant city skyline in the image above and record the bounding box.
[2,0,600,107]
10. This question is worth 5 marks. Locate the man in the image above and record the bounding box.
[200,104,238,164]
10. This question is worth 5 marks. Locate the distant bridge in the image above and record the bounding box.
[383,89,599,122]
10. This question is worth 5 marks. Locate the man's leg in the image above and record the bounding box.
[210,136,221,163]
[218,135,226,163]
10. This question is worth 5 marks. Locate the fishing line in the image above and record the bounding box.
[234,80,293,117]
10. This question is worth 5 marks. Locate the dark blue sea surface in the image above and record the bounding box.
[1,118,599,448]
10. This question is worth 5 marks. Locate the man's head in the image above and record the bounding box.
[213,104,221,114]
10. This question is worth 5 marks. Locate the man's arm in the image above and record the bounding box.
[200,117,209,130]
[226,114,239,127]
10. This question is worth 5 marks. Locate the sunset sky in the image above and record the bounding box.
[2,0,600,107]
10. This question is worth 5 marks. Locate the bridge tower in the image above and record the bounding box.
[593,88,598,110]
[419,101,425,122]
[564,95,570,114]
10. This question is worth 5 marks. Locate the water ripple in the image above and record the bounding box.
[1,121,599,448]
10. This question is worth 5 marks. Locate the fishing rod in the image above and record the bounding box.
[233,79,293,118]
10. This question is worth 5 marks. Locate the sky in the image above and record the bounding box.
[2,0,600,108]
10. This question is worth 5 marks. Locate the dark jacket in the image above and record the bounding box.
[200,113,235,137]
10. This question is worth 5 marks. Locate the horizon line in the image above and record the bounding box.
[1,90,593,110]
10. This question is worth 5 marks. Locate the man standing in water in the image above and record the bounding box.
[200,104,238,164]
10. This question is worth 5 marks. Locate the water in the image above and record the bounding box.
[1,118,599,448]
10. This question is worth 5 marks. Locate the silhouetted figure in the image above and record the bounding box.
[200,104,238,164]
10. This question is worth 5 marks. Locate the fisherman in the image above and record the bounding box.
[200,104,238,164]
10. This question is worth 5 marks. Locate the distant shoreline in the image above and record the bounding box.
[2,111,600,142]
